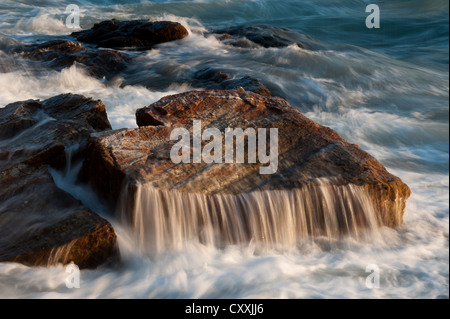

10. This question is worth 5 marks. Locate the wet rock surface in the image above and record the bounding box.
[72,20,189,49]
[83,90,411,229]
[192,68,272,97]
[0,94,119,268]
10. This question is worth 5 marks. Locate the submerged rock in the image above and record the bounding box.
[72,20,189,49]
[13,40,129,80]
[0,94,119,268]
[213,25,326,50]
[82,90,411,249]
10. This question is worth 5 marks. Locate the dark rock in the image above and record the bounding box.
[0,94,119,268]
[194,68,231,83]
[82,90,411,232]
[13,40,129,79]
[72,20,189,49]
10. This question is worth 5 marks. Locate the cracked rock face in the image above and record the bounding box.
[0,94,119,268]
[83,90,411,230]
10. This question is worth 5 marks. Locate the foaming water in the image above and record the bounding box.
[0,64,192,129]
[119,182,385,255]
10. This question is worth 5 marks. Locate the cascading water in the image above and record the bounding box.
[119,181,384,255]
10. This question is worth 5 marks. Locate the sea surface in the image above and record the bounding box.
[0,0,448,298]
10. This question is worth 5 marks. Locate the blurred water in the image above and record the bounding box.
[0,0,448,298]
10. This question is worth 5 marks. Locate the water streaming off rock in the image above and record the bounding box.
[119,181,386,255]
[46,240,77,266]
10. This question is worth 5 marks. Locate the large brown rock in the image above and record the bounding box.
[83,90,411,236]
[72,20,189,49]
[0,94,119,268]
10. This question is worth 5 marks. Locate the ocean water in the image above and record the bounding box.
[0,0,448,299]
